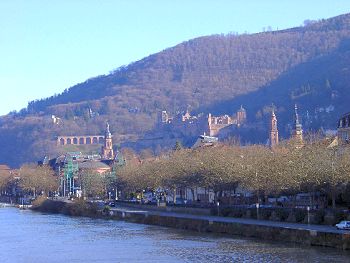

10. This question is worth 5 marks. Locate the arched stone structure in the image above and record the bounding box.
[57,135,105,146]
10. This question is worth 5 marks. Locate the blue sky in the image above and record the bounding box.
[0,0,350,116]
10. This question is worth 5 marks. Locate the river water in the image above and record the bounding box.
[0,208,349,263]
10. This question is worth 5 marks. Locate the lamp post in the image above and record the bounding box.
[256,203,260,220]
[307,206,310,225]
[217,201,220,216]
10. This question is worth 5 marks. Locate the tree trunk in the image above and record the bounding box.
[331,187,336,209]
[190,188,195,202]
[292,194,296,208]
[264,193,268,205]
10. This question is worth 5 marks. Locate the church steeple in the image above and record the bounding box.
[292,104,303,147]
[101,122,114,159]
[269,107,279,148]
[105,122,112,139]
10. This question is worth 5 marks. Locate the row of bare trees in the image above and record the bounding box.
[116,140,350,208]
[1,139,349,208]
[77,170,117,198]
[0,164,119,200]
[0,165,58,198]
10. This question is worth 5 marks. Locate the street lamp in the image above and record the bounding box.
[256,203,260,220]
[217,201,220,216]
[115,188,118,201]
[307,206,310,225]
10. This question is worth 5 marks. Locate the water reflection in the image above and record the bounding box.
[0,208,349,263]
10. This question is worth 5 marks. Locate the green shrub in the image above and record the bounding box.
[260,209,272,220]
[294,209,307,223]
[249,208,257,219]
[334,210,347,222]
[220,207,232,217]
[275,208,289,221]
[229,208,245,218]
[313,210,325,224]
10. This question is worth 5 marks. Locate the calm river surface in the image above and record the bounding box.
[0,207,349,263]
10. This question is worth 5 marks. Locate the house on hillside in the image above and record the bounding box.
[192,134,218,149]
[337,112,350,144]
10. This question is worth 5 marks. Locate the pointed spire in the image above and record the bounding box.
[269,105,278,148]
[102,121,114,159]
[271,103,276,117]
[105,121,112,138]
[294,104,300,126]
[292,104,303,148]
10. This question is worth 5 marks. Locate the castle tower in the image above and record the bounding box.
[207,113,219,136]
[269,108,279,148]
[236,105,247,126]
[292,104,304,147]
[159,110,169,124]
[182,109,191,122]
[101,122,114,159]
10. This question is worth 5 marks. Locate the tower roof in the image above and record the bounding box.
[270,107,278,132]
[239,105,246,112]
[105,122,112,138]
[271,107,276,118]
[294,104,302,130]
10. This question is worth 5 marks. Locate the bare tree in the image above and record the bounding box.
[19,164,58,197]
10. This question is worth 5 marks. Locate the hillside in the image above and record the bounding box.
[1,13,350,167]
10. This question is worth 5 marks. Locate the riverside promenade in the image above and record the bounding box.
[110,204,350,250]
[0,202,15,208]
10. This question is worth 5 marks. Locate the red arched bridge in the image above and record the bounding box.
[57,135,105,146]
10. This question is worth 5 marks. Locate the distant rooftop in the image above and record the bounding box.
[192,134,219,149]
[77,160,111,170]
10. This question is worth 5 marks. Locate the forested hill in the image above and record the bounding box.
[1,13,350,167]
[25,13,350,114]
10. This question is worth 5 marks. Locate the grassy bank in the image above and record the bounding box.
[31,197,100,218]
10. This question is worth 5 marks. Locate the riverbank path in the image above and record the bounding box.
[111,205,349,235]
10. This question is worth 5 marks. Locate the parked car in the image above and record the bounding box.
[129,198,139,203]
[108,201,115,207]
[335,221,350,230]
[142,197,157,204]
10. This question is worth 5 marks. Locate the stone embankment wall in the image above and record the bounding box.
[116,201,212,215]
[32,200,350,250]
[110,209,350,250]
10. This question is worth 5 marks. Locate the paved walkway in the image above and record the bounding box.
[0,202,15,208]
[111,205,349,235]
